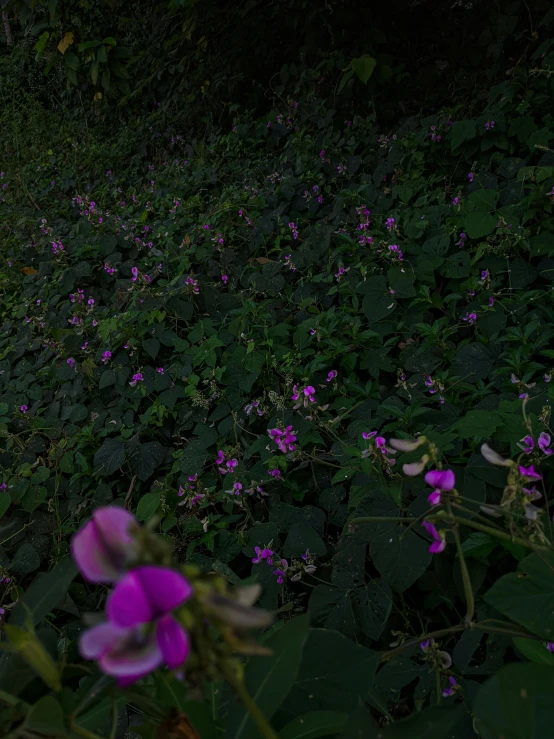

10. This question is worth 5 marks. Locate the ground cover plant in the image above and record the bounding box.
[2,1,554,736]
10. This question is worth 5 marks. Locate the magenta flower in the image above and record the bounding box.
[467,173,474,183]
[67,357,75,368]
[422,520,446,554]
[269,426,297,453]
[221,275,229,284]
[463,312,477,325]
[101,351,112,363]
[71,506,138,583]
[452,196,459,206]
[362,431,377,440]
[442,676,457,697]
[327,370,338,382]
[157,367,164,375]
[130,373,144,387]
[547,642,554,653]
[291,384,316,408]
[425,469,455,506]
[80,566,192,684]
[226,481,243,496]
[519,465,542,481]
[273,559,288,584]
[268,469,281,480]
[518,435,535,454]
[252,547,273,565]
[20,405,28,413]
[538,432,553,456]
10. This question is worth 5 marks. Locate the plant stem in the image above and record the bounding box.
[435,669,442,705]
[222,663,280,739]
[450,515,551,551]
[449,502,475,624]
[350,516,416,524]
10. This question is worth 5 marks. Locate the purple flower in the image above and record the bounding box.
[326,370,338,382]
[442,676,457,697]
[467,173,474,182]
[157,367,164,375]
[546,642,554,653]
[101,351,112,364]
[20,405,28,414]
[538,432,553,456]
[273,559,288,584]
[226,481,243,496]
[463,312,477,325]
[269,426,297,453]
[422,520,446,554]
[518,435,535,454]
[488,296,495,307]
[221,275,229,284]
[480,269,489,281]
[362,431,377,440]
[252,547,273,564]
[130,373,144,387]
[67,358,75,368]
[71,506,138,583]
[452,197,459,206]
[519,465,542,481]
[425,469,455,506]
[268,469,281,480]
[420,640,431,651]
[80,566,192,684]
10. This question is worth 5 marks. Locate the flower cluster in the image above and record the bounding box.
[215,450,238,474]
[291,383,316,408]
[268,426,297,453]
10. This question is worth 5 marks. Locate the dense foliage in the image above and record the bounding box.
[3,1,554,737]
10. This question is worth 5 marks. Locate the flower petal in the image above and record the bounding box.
[402,460,427,477]
[80,622,128,660]
[100,631,163,678]
[71,520,121,583]
[422,520,439,540]
[156,614,190,669]
[134,566,193,616]
[107,571,154,628]
[93,506,137,551]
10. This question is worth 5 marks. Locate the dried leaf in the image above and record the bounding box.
[57,32,74,55]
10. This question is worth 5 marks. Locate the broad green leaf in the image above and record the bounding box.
[136,492,161,522]
[128,440,165,481]
[450,119,476,151]
[453,410,503,439]
[27,695,67,736]
[384,705,465,737]
[10,557,77,628]
[279,711,348,739]
[513,638,554,665]
[474,663,554,739]
[350,55,377,85]
[0,492,10,518]
[225,615,309,739]
[93,438,126,475]
[10,543,40,575]
[360,277,397,322]
[370,526,432,592]
[464,212,497,239]
[283,522,326,558]
[485,552,554,640]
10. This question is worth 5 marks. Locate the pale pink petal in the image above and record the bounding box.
[156,614,190,669]
[389,437,425,452]
[71,520,121,583]
[134,567,193,616]
[428,490,441,506]
[80,622,128,660]
[402,460,427,476]
[429,539,446,554]
[93,507,137,551]
[100,633,163,678]
[107,571,154,627]
[481,443,512,467]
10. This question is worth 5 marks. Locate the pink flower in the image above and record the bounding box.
[518,435,535,454]
[20,405,28,413]
[425,469,455,506]
[71,506,138,583]
[326,370,338,382]
[268,469,281,480]
[67,358,75,368]
[157,367,164,375]
[538,433,553,456]
[80,566,192,684]
[519,465,542,481]
[101,351,112,363]
[452,197,459,206]
[442,676,457,697]
[273,559,288,584]
[422,520,446,554]
[130,373,143,387]
[252,547,273,564]
[221,275,229,284]
[362,431,377,440]
[467,173,474,182]
[269,426,297,453]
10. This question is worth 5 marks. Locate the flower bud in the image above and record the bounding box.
[389,437,426,452]
[480,444,514,467]
[402,455,429,477]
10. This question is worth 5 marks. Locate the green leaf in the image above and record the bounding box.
[93,438,126,475]
[450,119,476,151]
[370,526,432,592]
[128,441,165,481]
[10,557,77,628]
[283,523,327,558]
[484,552,554,640]
[384,705,465,737]
[464,212,498,239]
[99,369,115,389]
[361,277,396,322]
[280,629,380,715]
[513,638,554,665]
[226,615,309,739]
[468,189,499,211]
[180,440,208,476]
[474,663,554,739]
[0,492,10,519]
[143,337,160,359]
[279,711,348,739]
[350,55,377,85]
[10,544,40,575]
[453,409,503,439]
[340,705,379,737]
[136,492,161,522]
[27,696,67,736]
[35,31,50,59]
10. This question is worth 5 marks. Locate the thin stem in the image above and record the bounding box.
[70,717,105,739]
[449,502,475,624]
[451,516,552,551]
[435,669,442,706]
[380,625,467,660]
[350,516,416,524]
[222,663,279,739]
